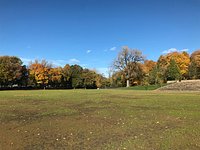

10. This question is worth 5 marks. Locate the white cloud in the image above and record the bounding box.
[162,48,177,54]
[68,58,80,64]
[104,46,117,52]
[162,48,189,54]
[20,57,32,65]
[51,59,81,66]
[86,50,92,53]
[20,57,81,67]
[50,59,68,66]
[109,47,117,51]
[180,48,189,52]
[41,59,81,66]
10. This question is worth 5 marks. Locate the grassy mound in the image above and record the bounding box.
[158,80,200,91]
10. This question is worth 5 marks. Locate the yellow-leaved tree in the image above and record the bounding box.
[157,51,190,79]
[142,60,157,74]
[29,60,52,88]
[49,67,63,87]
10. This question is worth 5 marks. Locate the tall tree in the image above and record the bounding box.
[29,60,52,88]
[62,64,83,88]
[62,64,72,88]
[17,65,29,87]
[113,46,145,87]
[149,64,166,85]
[70,65,83,88]
[49,67,63,88]
[0,56,23,87]
[82,69,97,89]
[157,51,190,81]
[189,49,200,79]
[143,60,157,74]
[166,59,181,81]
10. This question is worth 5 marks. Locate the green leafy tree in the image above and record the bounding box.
[189,49,200,79]
[62,64,72,88]
[82,69,97,89]
[0,56,23,87]
[189,61,200,79]
[111,71,126,87]
[70,65,83,88]
[166,59,181,81]
[148,65,165,85]
[17,65,29,87]
[157,51,190,80]
[62,64,84,88]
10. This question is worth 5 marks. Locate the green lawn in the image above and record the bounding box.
[0,90,200,149]
[118,84,167,90]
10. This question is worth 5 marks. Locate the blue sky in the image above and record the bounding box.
[0,0,200,76]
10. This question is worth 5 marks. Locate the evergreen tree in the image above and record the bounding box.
[166,59,181,81]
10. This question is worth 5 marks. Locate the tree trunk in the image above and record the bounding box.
[126,79,130,87]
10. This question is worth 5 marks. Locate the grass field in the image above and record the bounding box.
[118,84,167,90]
[0,89,200,150]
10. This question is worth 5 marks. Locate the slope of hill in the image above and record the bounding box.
[158,80,200,91]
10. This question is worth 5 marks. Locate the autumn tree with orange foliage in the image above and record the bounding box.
[141,60,157,86]
[49,67,63,88]
[29,60,52,88]
[157,51,190,80]
[143,60,157,74]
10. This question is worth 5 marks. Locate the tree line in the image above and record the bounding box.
[1,47,200,89]
[0,56,109,89]
[110,46,200,87]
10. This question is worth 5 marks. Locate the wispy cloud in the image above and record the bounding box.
[162,48,189,54]
[46,58,81,66]
[86,50,92,53]
[180,48,189,52]
[51,58,81,66]
[104,46,117,52]
[20,57,32,65]
[109,47,117,51]
[50,59,68,66]
[68,58,80,64]
[162,48,177,54]
[20,57,81,67]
